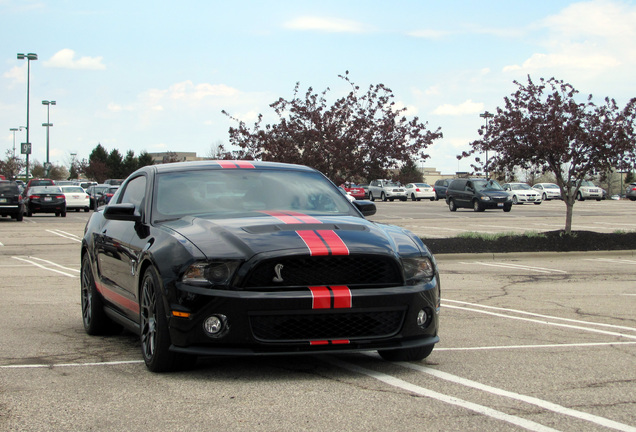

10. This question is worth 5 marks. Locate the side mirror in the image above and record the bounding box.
[352,200,376,216]
[103,203,141,222]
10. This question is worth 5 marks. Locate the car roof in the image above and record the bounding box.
[141,160,317,175]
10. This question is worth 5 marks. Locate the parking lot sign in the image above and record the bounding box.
[21,142,32,155]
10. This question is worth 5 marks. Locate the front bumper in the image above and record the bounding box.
[167,278,440,356]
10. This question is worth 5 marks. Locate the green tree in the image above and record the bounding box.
[463,76,635,233]
[122,150,138,177]
[0,150,25,180]
[137,151,154,169]
[397,158,423,184]
[223,72,442,182]
[106,149,124,178]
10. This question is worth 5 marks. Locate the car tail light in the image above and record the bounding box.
[416,188,421,192]
[56,195,65,199]
[28,195,37,200]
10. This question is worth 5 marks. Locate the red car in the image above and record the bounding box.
[342,183,366,200]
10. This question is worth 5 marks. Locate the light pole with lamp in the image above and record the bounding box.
[479,111,494,178]
[17,52,37,181]
[9,127,25,158]
[42,100,56,177]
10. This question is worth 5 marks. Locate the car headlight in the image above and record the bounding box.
[402,257,435,285]
[480,196,491,201]
[182,261,240,287]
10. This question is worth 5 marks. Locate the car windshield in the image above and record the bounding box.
[580,180,596,187]
[153,169,355,220]
[62,186,85,193]
[512,184,532,190]
[473,179,503,191]
[29,186,62,194]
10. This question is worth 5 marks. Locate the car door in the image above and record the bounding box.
[95,174,148,321]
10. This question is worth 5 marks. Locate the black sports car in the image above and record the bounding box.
[81,161,440,372]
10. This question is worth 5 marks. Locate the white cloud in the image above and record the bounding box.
[43,49,106,70]
[2,64,26,84]
[504,0,636,75]
[432,99,484,116]
[284,16,367,33]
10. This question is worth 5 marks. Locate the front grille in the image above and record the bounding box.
[250,310,405,342]
[241,255,402,288]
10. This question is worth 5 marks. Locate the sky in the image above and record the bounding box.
[2,0,636,175]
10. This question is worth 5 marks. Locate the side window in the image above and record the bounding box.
[119,175,147,209]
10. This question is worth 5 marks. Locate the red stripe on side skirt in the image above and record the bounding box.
[331,340,350,345]
[95,281,139,314]
[329,285,352,308]
[315,230,349,255]
[309,286,331,309]
[310,340,329,345]
[297,231,330,256]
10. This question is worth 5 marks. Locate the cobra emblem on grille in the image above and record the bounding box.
[272,264,284,282]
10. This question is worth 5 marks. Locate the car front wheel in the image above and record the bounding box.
[378,344,434,361]
[140,266,195,372]
[369,192,375,201]
[473,200,484,212]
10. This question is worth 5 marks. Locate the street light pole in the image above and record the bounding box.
[42,100,56,177]
[479,111,494,178]
[9,128,21,158]
[17,53,37,181]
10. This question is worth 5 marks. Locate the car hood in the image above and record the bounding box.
[157,213,426,260]
[482,191,510,198]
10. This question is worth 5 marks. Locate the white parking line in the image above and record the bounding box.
[444,300,636,332]
[396,361,636,432]
[11,256,78,278]
[584,258,636,264]
[435,341,636,351]
[46,229,82,243]
[443,304,636,340]
[328,357,561,432]
[457,261,567,274]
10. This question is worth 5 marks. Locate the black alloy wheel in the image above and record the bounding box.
[81,254,120,335]
[140,266,195,372]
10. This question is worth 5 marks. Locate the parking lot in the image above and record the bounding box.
[1,209,635,431]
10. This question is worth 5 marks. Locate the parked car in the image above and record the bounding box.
[0,180,24,221]
[575,180,603,201]
[341,183,366,200]
[405,183,435,201]
[81,160,440,372]
[60,185,90,212]
[433,179,451,201]
[98,186,120,206]
[104,178,124,185]
[22,178,55,197]
[87,184,111,210]
[502,182,542,205]
[24,185,66,217]
[446,178,512,212]
[368,179,407,201]
[358,183,370,199]
[625,183,636,201]
[532,183,562,201]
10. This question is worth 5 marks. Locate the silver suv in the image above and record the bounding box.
[368,180,407,202]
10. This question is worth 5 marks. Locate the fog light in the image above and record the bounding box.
[203,314,228,338]
[417,309,428,326]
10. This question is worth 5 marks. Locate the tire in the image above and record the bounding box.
[15,213,23,222]
[429,197,435,201]
[473,200,483,212]
[27,210,33,217]
[542,193,548,201]
[378,344,434,362]
[411,194,417,201]
[140,266,195,372]
[512,195,519,205]
[503,204,512,212]
[534,201,542,205]
[381,193,387,202]
[84,207,90,212]
[448,199,457,212]
[61,211,67,217]
[81,254,121,335]
[369,192,375,202]
[577,192,584,201]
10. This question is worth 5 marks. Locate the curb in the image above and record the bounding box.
[434,249,636,261]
